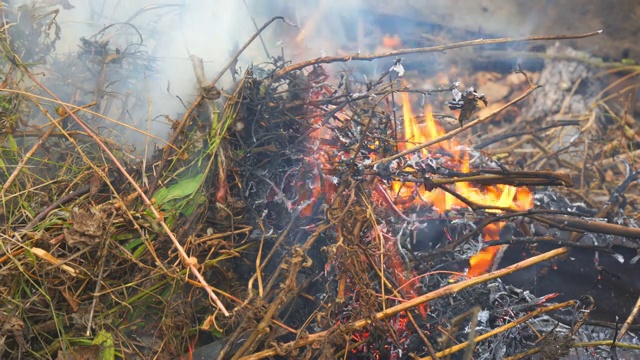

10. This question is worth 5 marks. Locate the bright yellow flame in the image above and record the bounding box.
[393,91,532,213]
[392,91,533,276]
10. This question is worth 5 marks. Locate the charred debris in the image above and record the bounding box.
[1,4,640,360]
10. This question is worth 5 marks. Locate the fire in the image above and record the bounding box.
[299,68,533,328]
[392,91,533,276]
[301,80,533,277]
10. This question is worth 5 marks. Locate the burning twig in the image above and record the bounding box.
[374,182,412,222]
[370,80,541,166]
[432,183,519,212]
[483,236,617,254]
[3,4,635,357]
[402,169,573,187]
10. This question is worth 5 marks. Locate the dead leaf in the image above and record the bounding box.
[201,314,218,331]
[89,173,103,197]
[201,84,221,100]
[30,247,79,276]
[71,208,104,236]
[0,315,26,352]
[64,208,104,248]
[59,286,80,312]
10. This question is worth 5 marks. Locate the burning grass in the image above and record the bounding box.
[1,3,640,360]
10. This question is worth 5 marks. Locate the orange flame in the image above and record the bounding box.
[393,91,533,276]
[301,74,533,286]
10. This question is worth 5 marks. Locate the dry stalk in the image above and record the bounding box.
[532,214,640,239]
[569,296,596,337]
[599,149,640,168]
[18,61,230,316]
[618,295,640,341]
[572,340,640,351]
[0,88,174,147]
[0,102,96,196]
[239,247,569,359]
[406,311,441,360]
[151,16,294,192]
[230,247,309,359]
[423,300,576,360]
[420,171,573,187]
[275,30,602,76]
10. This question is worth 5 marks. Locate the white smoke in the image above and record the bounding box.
[48,1,258,145]
[12,0,369,151]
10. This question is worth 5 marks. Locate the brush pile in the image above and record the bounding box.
[2,3,640,360]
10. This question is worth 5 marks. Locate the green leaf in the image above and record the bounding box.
[7,134,18,153]
[124,238,144,251]
[111,232,135,242]
[152,187,169,204]
[209,328,225,338]
[92,330,115,360]
[152,173,204,207]
[177,192,206,216]
[133,243,148,260]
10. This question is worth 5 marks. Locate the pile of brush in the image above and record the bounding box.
[2,5,640,359]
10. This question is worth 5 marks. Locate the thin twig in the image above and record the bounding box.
[397,170,573,187]
[474,120,581,149]
[533,214,640,239]
[18,60,230,316]
[618,295,640,341]
[274,30,603,77]
[0,102,96,197]
[151,16,294,193]
[421,301,576,360]
[239,247,569,359]
[369,83,541,166]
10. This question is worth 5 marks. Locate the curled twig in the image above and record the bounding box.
[151,16,294,193]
